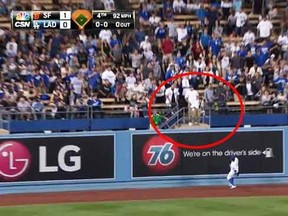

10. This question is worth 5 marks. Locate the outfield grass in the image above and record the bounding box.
[1,196,288,216]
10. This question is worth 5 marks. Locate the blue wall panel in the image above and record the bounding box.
[211,114,288,127]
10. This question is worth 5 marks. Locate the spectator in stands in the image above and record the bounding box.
[221,0,233,19]
[233,0,243,12]
[173,0,186,14]
[167,18,177,39]
[278,31,288,57]
[32,97,44,120]
[128,94,139,118]
[0,1,9,16]
[70,73,84,105]
[17,96,31,120]
[87,93,102,112]
[139,3,151,26]
[214,82,227,110]
[149,12,161,27]
[186,0,201,12]
[196,4,207,28]
[163,0,174,20]
[130,49,143,71]
[204,83,215,107]
[162,35,174,65]
[206,6,219,35]
[257,16,273,39]
[234,8,248,37]
[155,80,166,103]
[155,22,167,40]
[165,81,179,108]
[185,87,200,125]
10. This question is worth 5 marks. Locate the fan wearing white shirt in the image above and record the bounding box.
[99,29,112,43]
[194,58,206,72]
[176,24,188,42]
[6,38,18,57]
[173,0,186,14]
[149,13,161,26]
[243,29,255,46]
[102,66,116,87]
[278,32,288,53]
[165,82,179,108]
[126,72,136,89]
[257,16,273,39]
[140,36,152,51]
[185,87,200,125]
[234,9,247,36]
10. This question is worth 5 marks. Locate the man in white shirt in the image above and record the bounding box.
[176,24,188,42]
[165,82,179,108]
[99,29,112,43]
[243,29,255,46]
[149,13,161,26]
[70,73,84,105]
[102,66,116,87]
[126,72,136,89]
[6,38,18,57]
[257,16,273,39]
[278,32,288,53]
[140,36,152,51]
[234,9,247,36]
[185,87,200,125]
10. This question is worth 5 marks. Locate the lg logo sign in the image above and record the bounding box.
[0,141,31,181]
[142,136,180,173]
[0,141,81,181]
[39,145,81,173]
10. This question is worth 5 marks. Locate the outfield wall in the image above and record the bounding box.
[0,127,287,195]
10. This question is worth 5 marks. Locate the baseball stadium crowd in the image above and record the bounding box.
[0,0,287,123]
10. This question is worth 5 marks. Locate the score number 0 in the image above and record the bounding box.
[95,21,108,28]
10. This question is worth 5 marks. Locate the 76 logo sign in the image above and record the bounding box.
[142,136,180,173]
[148,143,175,166]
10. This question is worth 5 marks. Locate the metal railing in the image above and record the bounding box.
[0,105,173,121]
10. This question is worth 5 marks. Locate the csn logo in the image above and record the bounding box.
[0,141,31,181]
[142,136,180,173]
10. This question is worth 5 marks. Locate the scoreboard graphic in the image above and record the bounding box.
[11,10,135,30]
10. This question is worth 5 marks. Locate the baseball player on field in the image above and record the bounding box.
[227,154,239,189]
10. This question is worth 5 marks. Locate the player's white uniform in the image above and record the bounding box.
[227,157,239,180]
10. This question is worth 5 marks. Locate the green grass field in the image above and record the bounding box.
[1,196,288,216]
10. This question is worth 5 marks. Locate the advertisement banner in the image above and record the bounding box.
[132,131,284,178]
[0,135,114,182]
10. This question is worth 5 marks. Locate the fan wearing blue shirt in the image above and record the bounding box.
[110,34,121,48]
[139,5,151,22]
[88,69,102,92]
[33,70,43,88]
[237,46,247,58]
[135,28,146,45]
[200,29,211,50]
[87,94,102,112]
[254,48,269,67]
[196,5,207,27]
[175,51,185,70]
[41,71,50,90]
[209,35,222,57]
[155,23,167,40]
[165,64,176,81]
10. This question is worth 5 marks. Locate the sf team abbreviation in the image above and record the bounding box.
[11,10,135,30]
